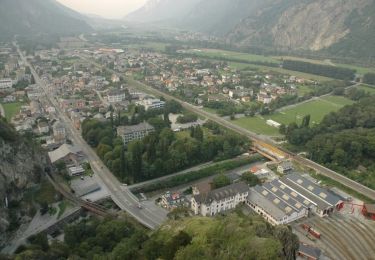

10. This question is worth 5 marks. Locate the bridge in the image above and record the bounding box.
[252,140,288,162]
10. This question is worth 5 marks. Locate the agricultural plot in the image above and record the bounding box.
[232,96,354,136]
[187,48,278,63]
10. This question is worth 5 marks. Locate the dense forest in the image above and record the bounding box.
[7,213,299,260]
[82,106,249,183]
[284,96,375,189]
[282,60,356,80]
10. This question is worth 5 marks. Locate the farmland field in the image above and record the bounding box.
[231,95,354,136]
[228,62,333,82]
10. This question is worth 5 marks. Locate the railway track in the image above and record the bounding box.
[306,215,375,260]
[45,172,116,218]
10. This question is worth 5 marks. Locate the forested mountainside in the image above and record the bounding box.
[0,118,49,247]
[7,214,298,259]
[127,0,375,58]
[0,0,92,41]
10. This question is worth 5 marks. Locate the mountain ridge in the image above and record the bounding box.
[0,0,92,41]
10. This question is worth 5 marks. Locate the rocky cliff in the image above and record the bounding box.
[0,118,49,247]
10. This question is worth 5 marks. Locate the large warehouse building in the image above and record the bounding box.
[247,173,343,225]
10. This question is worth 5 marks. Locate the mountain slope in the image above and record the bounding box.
[128,0,375,58]
[0,0,92,41]
[229,0,371,51]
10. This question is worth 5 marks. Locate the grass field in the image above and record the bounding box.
[232,95,354,136]
[1,102,24,121]
[358,84,375,95]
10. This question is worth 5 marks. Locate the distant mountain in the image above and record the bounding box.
[125,0,202,24]
[127,0,375,58]
[0,0,92,41]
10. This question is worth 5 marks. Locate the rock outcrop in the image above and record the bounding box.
[0,119,49,247]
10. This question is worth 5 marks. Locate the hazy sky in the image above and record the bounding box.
[57,0,148,19]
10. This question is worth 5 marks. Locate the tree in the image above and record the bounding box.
[301,114,311,128]
[241,172,260,187]
[212,174,231,189]
[274,226,299,260]
[127,141,144,182]
[162,231,192,260]
[28,233,49,251]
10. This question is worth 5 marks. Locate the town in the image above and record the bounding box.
[1,35,375,260]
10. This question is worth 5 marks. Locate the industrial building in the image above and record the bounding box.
[247,173,343,225]
[247,183,309,225]
[280,173,343,217]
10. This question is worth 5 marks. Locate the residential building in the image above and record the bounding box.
[107,89,126,103]
[117,122,155,145]
[68,166,85,177]
[3,95,16,103]
[37,121,49,134]
[139,98,165,110]
[0,78,13,90]
[52,121,66,142]
[191,182,249,216]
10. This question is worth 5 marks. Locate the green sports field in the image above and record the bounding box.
[1,102,24,121]
[232,95,354,136]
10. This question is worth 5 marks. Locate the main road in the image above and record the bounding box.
[16,44,168,229]
[78,54,375,201]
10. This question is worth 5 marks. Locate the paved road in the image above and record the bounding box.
[16,45,168,229]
